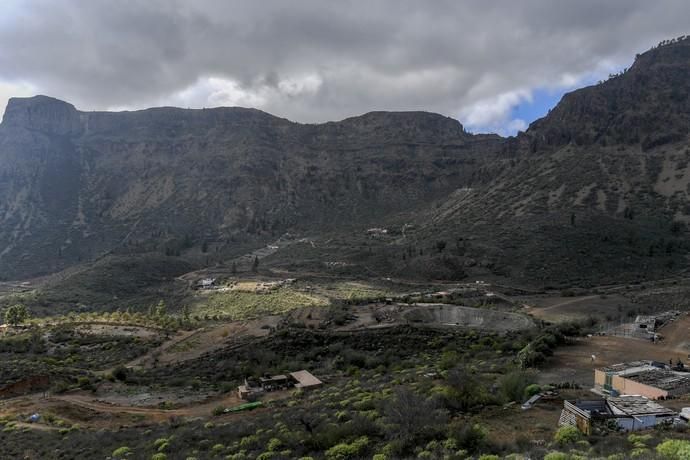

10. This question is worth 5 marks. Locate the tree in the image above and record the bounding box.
[443,366,490,411]
[436,240,447,253]
[201,240,208,253]
[252,256,259,272]
[384,387,447,447]
[182,305,191,323]
[3,304,28,326]
[155,300,167,318]
[231,262,238,274]
[498,370,533,403]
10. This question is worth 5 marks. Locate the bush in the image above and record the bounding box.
[554,425,581,445]
[325,436,369,460]
[656,439,690,459]
[267,438,283,451]
[524,383,541,398]
[153,438,169,449]
[628,433,652,449]
[448,422,487,454]
[151,454,167,460]
[544,453,569,460]
[112,446,132,458]
[439,350,460,370]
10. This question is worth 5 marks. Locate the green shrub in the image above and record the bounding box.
[439,350,460,370]
[266,438,282,452]
[325,436,369,460]
[628,433,652,449]
[478,455,499,460]
[656,439,690,459]
[112,446,132,458]
[524,383,541,398]
[544,453,569,460]
[151,454,167,460]
[239,435,259,448]
[153,438,169,448]
[553,425,581,445]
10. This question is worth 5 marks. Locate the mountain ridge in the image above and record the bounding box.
[0,94,499,281]
[1,36,690,291]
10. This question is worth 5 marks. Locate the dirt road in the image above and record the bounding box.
[0,388,286,430]
[49,392,244,418]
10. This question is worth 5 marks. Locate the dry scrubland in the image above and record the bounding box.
[3,273,690,458]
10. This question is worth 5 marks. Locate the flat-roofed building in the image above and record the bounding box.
[560,396,676,434]
[290,370,323,389]
[594,360,690,399]
[238,370,323,399]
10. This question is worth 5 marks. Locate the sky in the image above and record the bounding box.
[1,1,689,136]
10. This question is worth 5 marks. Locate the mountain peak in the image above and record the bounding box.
[527,35,690,149]
[2,95,81,136]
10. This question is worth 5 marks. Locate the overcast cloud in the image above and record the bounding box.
[1,0,689,134]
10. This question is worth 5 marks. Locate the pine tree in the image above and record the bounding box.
[252,256,259,272]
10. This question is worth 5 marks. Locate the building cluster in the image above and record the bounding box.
[560,360,690,434]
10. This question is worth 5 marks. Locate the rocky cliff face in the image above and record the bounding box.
[527,37,690,150]
[0,96,500,279]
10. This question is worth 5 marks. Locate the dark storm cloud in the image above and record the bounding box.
[1,0,689,133]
